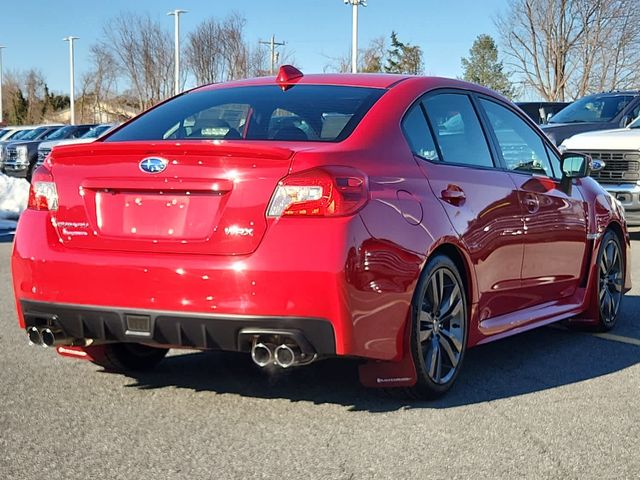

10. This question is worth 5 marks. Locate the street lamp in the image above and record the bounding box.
[344,0,367,73]
[63,36,79,125]
[167,9,187,95]
[0,45,5,124]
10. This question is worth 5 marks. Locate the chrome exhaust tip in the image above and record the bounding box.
[41,328,71,348]
[274,344,297,368]
[251,341,273,367]
[27,327,43,346]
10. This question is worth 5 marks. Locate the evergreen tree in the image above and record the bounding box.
[384,31,424,75]
[461,34,514,98]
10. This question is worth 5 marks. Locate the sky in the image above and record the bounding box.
[0,0,509,94]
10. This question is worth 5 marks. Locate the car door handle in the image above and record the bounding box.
[523,194,539,213]
[441,185,466,206]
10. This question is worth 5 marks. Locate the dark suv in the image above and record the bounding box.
[542,91,640,145]
[3,124,95,181]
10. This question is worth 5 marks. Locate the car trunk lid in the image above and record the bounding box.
[49,141,295,255]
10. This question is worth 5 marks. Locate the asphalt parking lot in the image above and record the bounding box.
[0,232,638,480]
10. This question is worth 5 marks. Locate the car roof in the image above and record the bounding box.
[195,73,411,91]
[192,72,509,100]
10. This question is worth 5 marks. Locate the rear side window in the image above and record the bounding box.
[106,85,385,143]
[402,104,440,161]
[423,93,494,168]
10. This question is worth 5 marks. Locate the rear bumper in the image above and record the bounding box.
[13,210,420,360]
[20,299,336,354]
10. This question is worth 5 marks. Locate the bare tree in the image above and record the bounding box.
[497,0,640,101]
[185,18,223,85]
[186,13,273,85]
[324,36,387,73]
[24,69,47,124]
[101,13,174,110]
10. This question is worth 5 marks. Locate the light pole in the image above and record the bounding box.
[0,45,5,124]
[344,0,367,73]
[63,36,78,125]
[168,9,187,95]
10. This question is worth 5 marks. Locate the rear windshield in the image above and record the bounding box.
[549,94,634,124]
[105,85,385,143]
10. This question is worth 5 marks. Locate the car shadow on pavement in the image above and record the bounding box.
[116,295,640,412]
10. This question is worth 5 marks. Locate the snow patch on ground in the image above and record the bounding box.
[0,174,30,233]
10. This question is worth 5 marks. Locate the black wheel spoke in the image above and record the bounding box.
[419,325,433,343]
[428,337,441,381]
[440,283,462,322]
[438,334,459,368]
[440,327,463,353]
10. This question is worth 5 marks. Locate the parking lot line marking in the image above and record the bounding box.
[589,332,640,347]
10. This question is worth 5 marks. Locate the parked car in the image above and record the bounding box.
[36,123,117,168]
[560,117,640,225]
[1,125,63,174]
[1,128,34,169]
[13,67,630,399]
[516,102,570,125]
[4,124,95,180]
[0,125,39,142]
[542,91,640,145]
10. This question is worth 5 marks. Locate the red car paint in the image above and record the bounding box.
[12,70,631,391]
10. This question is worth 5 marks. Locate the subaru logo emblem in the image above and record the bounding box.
[139,157,168,174]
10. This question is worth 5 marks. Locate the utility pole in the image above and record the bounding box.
[0,46,5,124]
[63,37,78,125]
[259,35,286,75]
[168,9,187,95]
[344,0,367,73]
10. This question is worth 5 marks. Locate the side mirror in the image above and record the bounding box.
[621,115,633,127]
[561,152,592,178]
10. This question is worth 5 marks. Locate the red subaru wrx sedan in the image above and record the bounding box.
[12,66,631,399]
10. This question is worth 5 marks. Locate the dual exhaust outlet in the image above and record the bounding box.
[27,326,72,348]
[247,331,317,369]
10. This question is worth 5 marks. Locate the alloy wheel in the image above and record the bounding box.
[418,267,466,384]
[598,237,623,325]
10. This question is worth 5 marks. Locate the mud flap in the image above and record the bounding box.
[358,310,417,388]
[567,241,601,328]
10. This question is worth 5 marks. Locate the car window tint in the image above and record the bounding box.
[401,104,440,161]
[628,102,640,122]
[545,144,562,178]
[423,94,493,168]
[480,98,554,177]
[269,109,319,140]
[107,85,385,143]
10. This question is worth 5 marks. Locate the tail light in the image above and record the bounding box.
[267,166,368,217]
[27,167,58,211]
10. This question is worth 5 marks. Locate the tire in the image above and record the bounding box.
[595,230,625,332]
[91,343,169,372]
[404,254,469,400]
